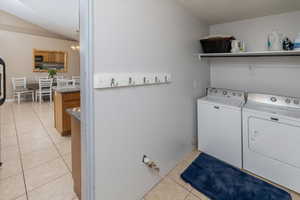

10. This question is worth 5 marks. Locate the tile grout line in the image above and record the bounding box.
[143,151,202,200]
[25,172,70,194]
[14,103,71,197]
[0,115,21,181]
[23,155,64,173]
[30,103,75,199]
[11,103,30,200]
[33,104,77,200]
[28,103,200,200]
[31,103,72,173]
[183,192,192,200]
[31,103,71,167]
[142,176,165,200]
[142,166,176,199]
[184,192,202,200]
[142,164,191,200]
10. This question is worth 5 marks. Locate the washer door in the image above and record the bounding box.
[198,101,242,168]
[248,116,300,168]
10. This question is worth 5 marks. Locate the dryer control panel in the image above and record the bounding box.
[247,93,300,109]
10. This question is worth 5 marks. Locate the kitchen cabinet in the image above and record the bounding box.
[33,49,68,72]
[67,108,81,199]
[54,89,80,136]
[71,113,81,199]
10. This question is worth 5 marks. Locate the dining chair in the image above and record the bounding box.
[55,75,64,81]
[36,78,53,104]
[35,76,48,82]
[12,77,35,104]
[72,76,80,87]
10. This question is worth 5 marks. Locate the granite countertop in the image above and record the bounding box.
[53,87,80,93]
[66,107,81,121]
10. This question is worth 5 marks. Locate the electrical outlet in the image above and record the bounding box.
[142,155,160,172]
[142,155,150,164]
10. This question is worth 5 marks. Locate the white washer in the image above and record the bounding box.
[198,88,245,168]
[243,93,300,193]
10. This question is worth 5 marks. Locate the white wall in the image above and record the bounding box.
[209,11,300,97]
[0,30,80,98]
[92,1,209,199]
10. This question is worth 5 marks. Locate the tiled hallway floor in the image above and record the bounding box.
[144,150,300,200]
[2,103,300,200]
[0,102,77,200]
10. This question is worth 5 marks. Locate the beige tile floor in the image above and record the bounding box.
[3,102,300,200]
[0,102,78,200]
[144,150,300,200]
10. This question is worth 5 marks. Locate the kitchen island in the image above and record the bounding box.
[54,87,80,136]
[66,107,81,200]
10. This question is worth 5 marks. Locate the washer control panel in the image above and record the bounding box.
[207,88,245,101]
[248,93,300,109]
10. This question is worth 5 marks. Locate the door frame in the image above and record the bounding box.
[80,0,95,199]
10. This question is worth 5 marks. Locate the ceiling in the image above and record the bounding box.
[1,0,300,39]
[0,0,79,41]
[179,0,300,25]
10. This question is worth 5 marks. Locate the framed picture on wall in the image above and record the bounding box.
[33,49,68,72]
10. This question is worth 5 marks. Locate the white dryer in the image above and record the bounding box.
[243,93,300,193]
[198,88,245,168]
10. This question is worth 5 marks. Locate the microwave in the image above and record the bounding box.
[35,55,43,62]
[0,58,6,105]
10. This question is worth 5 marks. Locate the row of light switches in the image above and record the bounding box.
[94,73,172,89]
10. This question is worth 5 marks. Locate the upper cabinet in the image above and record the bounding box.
[33,49,68,72]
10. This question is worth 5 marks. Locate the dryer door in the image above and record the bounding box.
[243,111,300,193]
[248,116,300,168]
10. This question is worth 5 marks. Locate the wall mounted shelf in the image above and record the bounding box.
[198,50,300,59]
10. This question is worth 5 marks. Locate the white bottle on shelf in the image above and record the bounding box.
[267,31,282,51]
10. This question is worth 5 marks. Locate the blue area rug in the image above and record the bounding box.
[181,153,292,200]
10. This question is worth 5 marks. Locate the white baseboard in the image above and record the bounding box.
[5,98,35,103]
[5,99,15,102]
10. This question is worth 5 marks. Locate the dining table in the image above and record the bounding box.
[27,82,57,90]
[26,82,58,101]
